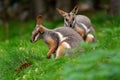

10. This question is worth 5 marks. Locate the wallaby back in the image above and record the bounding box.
[54,27,83,48]
[75,15,95,32]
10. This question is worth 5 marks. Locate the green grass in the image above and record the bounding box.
[0,12,120,80]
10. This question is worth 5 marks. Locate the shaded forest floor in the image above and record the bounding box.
[0,12,120,80]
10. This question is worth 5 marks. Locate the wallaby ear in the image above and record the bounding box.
[56,8,66,16]
[71,5,79,14]
[39,27,44,33]
[36,15,42,25]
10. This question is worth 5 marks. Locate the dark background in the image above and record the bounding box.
[0,0,120,23]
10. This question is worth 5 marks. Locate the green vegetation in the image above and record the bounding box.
[0,12,120,80]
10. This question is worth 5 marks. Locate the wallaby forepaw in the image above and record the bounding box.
[46,55,51,59]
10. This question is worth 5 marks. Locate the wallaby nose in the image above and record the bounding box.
[70,24,72,27]
[30,39,33,43]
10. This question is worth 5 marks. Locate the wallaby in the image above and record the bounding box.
[30,15,83,59]
[57,5,96,43]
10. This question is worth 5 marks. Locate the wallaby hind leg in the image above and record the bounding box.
[85,33,96,43]
[55,42,71,59]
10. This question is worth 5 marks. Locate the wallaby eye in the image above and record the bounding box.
[65,19,68,21]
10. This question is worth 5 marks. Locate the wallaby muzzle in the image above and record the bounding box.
[30,32,39,43]
[30,37,34,43]
[70,24,72,27]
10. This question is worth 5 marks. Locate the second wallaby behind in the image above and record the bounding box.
[57,5,96,43]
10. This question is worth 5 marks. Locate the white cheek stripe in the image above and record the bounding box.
[35,34,39,41]
[64,19,69,26]
[73,20,76,26]
[55,32,68,42]
[79,23,90,33]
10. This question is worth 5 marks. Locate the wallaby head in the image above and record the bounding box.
[57,5,79,28]
[30,15,45,43]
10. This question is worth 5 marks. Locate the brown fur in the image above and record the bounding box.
[46,37,56,59]
[56,42,67,59]
[56,8,66,16]
[37,15,42,25]
[74,26,85,37]
[85,35,94,43]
